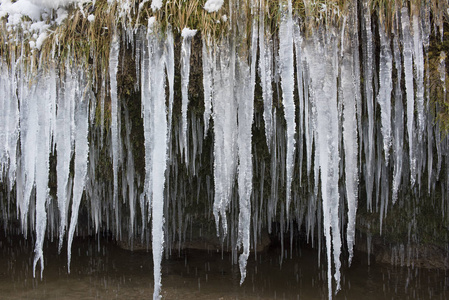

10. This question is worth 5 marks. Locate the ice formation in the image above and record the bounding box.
[278,0,296,215]
[180,28,197,165]
[0,0,448,299]
[211,39,238,237]
[110,31,121,238]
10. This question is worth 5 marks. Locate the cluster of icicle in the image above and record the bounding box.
[1,0,449,299]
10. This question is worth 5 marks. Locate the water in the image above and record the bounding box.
[1,233,447,299]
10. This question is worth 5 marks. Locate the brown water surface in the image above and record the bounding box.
[0,234,447,299]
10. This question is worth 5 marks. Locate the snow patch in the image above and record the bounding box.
[204,0,223,13]
[181,27,198,38]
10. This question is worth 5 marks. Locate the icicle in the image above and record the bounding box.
[305,30,342,297]
[0,63,6,178]
[56,61,75,251]
[258,0,273,151]
[0,57,19,188]
[412,5,425,141]
[142,26,153,219]
[236,59,253,285]
[180,28,197,165]
[303,57,314,177]
[165,27,175,134]
[212,39,238,237]
[362,1,375,210]
[401,7,416,186]
[67,73,89,274]
[109,30,121,237]
[392,29,404,204]
[202,36,213,136]
[377,24,393,163]
[142,23,169,300]
[237,13,258,285]
[33,66,55,279]
[18,57,36,235]
[341,34,358,266]
[293,18,304,182]
[350,0,362,159]
[278,0,296,215]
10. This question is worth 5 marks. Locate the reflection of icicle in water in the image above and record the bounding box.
[180,28,197,165]
[377,24,393,163]
[279,0,296,215]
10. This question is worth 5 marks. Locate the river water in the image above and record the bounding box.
[0,233,447,299]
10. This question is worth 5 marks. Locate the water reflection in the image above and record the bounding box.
[0,233,447,299]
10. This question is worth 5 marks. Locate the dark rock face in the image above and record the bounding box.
[355,233,449,270]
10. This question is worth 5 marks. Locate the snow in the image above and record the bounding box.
[0,0,44,21]
[151,0,162,11]
[56,8,68,25]
[30,0,79,8]
[204,0,223,13]
[181,27,198,38]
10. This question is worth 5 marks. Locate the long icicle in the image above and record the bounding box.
[278,0,296,216]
